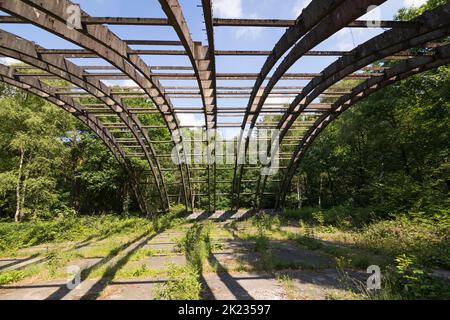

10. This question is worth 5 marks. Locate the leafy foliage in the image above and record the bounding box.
[0,83,146,219]
[155,264,202,300]
[0,271,26,286]
[283,63,450,215]
[370,254,450,300]
[358,211,450,268]
[158,223,212,300]
[179,222,212,272]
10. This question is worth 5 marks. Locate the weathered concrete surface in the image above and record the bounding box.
[99,279,167,300]
[126,255,187,271]
[68,258,104,271]
[0,257,40,270]
[215,239,255,252]
[270,241,333,269]
[0,277,162,301]
[0,281,64,300]
[0,223,369,300]
[0,257,103,300]
[0,256,48,272]
[0,259,18,268]
[203,272,286,300]
[212,251,261,269]
[202,220,365,300]
[285,269,361,300]
[144,242,180,253]
[61,279,103,300]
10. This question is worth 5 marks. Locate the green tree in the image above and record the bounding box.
[0,91,74,221]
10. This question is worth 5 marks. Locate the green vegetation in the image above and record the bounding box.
[0,270,26,285]
[358,212,450,269]
[155,264,202,300]
[0,0,447,301]
[361,254,450,300]
[259,212,450,299]
[0,215,154,256]
[0,85,134,219]
[0,81,190,220]
[0,211,185,286]
[253,214,276,252]
[178,222,213,272]
[278,4,450,215]
[156,223,213,300]
[283,207,450,270]
[224,207,449,299]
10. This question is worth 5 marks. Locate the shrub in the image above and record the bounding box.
[312,211,325,225]
[155,265,202,300]
[179,222,212,272]
[369,254,450,300]
[357,213,450,268]
[252,213,280,235]
[285,206,376,228]
[0,215,155,254]
[0,271,26,285]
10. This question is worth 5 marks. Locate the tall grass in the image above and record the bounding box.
[157,222,212,300]
[356,212,450,269]
[285,206,378,228]
[0,215,154,255]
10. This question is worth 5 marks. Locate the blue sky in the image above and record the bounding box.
[0,0,427,137]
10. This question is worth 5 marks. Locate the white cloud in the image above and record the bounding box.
[213,0,243,18]
[177,113,204,127]
[234,26,264,39]
[213,0,263,39]
[403,0,427,7]
[334,29,355,51]
[220,128,240,140]
[265,97,294,107]
[103,79,137,87]
[234,12,263,39]
[0,57,19,65]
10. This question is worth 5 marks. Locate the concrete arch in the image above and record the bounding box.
[231,0,387,208]
[0,63,150,214]
[277,4,450,139]
[159,0,217,211]
[0,0,447,212]
[254,4,450,206]
[0,0,192,211]
[0,29,170,211]
[276,44,450,207]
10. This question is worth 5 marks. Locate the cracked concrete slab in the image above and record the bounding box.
[203,272,286,300]
[99,278,167,300]
[0,280,64,300]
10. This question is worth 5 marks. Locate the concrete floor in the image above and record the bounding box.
[0,223,365,300]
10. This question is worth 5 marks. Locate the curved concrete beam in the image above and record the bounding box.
[232,0,387,208]
[0,0,191,211]
[0,29,170,211]
[277,44,450,207]
[0,63,150,214]
[255,4,450,206]
[278,3,450,139]
[159,0,217,211]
